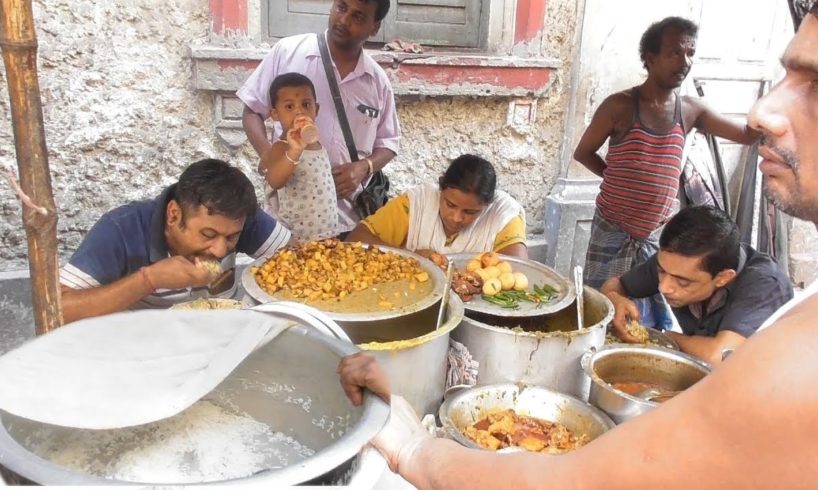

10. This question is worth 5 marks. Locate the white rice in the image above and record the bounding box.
[23,400,314,484]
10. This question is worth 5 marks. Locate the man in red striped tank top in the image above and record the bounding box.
[574,16,761,327]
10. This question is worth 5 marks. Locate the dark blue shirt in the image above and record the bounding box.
[60,185,291,307]
[620,244,793,337]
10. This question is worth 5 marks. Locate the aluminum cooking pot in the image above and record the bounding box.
[582,344,711,424]
[439,383,614,451]
[0,321,388,485]
[452,286,613,399]
[359,293,464,416]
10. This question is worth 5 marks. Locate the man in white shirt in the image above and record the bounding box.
[238,0,400,232]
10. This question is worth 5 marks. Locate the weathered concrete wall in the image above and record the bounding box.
[788,219,818,288]
[0,0,226,271]
[0,0,579,272]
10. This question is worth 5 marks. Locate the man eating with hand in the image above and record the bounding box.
[60,159,292,323]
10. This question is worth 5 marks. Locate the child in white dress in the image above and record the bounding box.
[258,72,339,241]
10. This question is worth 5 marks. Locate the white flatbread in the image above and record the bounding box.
[0,309,290,430]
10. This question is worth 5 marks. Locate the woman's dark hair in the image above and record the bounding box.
[438,154,497,204]
[268,72,317,107]
[639,16,699,69]
[175,159,257,221]
[659,206,740,276]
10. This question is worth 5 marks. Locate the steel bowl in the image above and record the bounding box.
[582,344,711,424]
[242,244,446,344]
[0,320,388,485]
[439,383,615,452]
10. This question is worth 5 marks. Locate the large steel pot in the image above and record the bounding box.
[0,323,388,485]
[359,293,464,416]
[439,384,614,451]
[452,286,613,399]
[582,344,711,424]
[242,244,446,344]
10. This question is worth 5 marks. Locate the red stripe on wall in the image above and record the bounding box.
[515,0,547,44]
[394,64,552,92]
[210,0,248,35]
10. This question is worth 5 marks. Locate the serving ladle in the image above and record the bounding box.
[573,265,584,330]
[436,261,454,331]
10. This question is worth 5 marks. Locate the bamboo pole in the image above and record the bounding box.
[0,0,63,334]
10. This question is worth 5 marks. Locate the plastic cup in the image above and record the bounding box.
[300,124,319,145]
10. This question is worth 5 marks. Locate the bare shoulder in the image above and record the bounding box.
[598,90,634,115]
[680,95,712,119]
[596,89,636,132]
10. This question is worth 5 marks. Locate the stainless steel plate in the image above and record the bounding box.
[447,253,575,317]
[242,244,445,322]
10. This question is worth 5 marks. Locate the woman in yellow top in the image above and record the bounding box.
[346,154,527,258]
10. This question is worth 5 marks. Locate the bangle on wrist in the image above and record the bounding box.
[285,150,300,165]
[365,157,374,176]
[139,267,155,294]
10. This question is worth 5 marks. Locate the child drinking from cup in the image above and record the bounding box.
[258,72,339,240]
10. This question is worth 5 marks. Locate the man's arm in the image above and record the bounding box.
[666,330,746,364]
[242,105,272,158]
[573,96,619,177]
[61,257,215,324]
[689,97,761,145]
[384,293,818,489]
[61,275,152,324]
[332,147,397,200]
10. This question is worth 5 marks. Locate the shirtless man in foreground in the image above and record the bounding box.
[339,7,818,488]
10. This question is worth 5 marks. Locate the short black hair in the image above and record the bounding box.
[659,206,740,276]
[812,0,818,16]
[639,16,699,69]
[439,154,497,204]
[268,72,317,107]
[366,0,391,22]
[175,159,257,221]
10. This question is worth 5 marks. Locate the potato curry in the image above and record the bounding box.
[464,409,589,454]
[252,240,433,313]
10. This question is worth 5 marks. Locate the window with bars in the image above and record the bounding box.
[263,0,485,48]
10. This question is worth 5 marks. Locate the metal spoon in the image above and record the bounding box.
[636,387,681,402]
[573,265,584,330]
[436,261,454,331]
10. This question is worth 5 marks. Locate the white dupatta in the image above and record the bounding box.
[405,183,523,254]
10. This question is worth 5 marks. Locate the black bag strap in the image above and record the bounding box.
[317,32,358,162]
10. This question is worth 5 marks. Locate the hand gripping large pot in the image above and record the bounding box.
[359,292,464,416]
[0,309,388,486]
